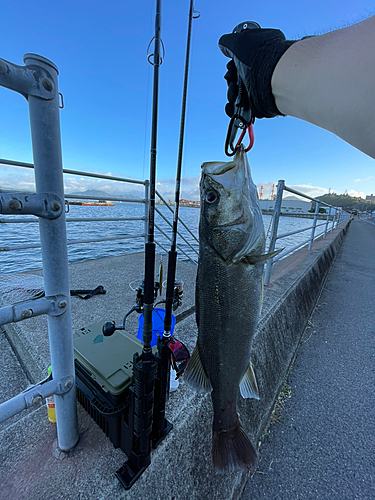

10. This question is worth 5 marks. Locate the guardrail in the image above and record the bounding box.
[0,162,199,267]
[0,53,79,451]
[264,180,350,285]
[0,53,199,454]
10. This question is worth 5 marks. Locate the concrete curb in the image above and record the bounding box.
[242,221,351,451]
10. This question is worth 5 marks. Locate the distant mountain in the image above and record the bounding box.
[66,189,143,200]
[320,193,375,210]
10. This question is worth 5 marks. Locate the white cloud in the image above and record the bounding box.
[347,189,366,199]
[156,175,200,200]
[0,170,35,191]
[2,168,332,203]
[353,176,375,183]
[288,184,329,199]
[256,182,329,200]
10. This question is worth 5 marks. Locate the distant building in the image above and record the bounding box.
[180,198,200,208]
[259,200,312,213]
[366,194,375,202]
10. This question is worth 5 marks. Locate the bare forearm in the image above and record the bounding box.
[272,16,375,158]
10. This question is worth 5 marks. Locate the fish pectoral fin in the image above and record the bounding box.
[240,362,260,400]
[184,345,212,394]
[242,248,284,265]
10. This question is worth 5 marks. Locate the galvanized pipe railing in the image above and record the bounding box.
[0,163,198,264]
[0,54,198,448]
[0,54,79,451]
[0,158,147,185]
[264,179,284,286]
[308,200,321,251]
[264,180,350,285]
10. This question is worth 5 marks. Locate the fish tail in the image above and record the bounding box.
[212,419,257,473]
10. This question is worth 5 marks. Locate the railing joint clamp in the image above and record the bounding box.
[0,192,64,219]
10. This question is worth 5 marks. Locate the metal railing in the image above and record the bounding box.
[0,53,199,453]
[0,162,199,267]
[0,54,79,451]
[264,180,350,285]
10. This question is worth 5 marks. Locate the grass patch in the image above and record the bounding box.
[270,384,292,424]
[258,383,292,452]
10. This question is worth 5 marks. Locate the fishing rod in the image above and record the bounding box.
[152,0,199,443]
[103,1,197,486]
[165,1,199,335]
[116,0,163,485]
[143,0,162,354]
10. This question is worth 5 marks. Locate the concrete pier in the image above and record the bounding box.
[2,219,372,499]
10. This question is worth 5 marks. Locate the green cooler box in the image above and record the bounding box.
[73,320,143,448]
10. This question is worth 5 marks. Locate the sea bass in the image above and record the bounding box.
[184,148,279,472]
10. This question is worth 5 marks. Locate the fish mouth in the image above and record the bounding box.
[201,160,237,176]
[201,149,246,177]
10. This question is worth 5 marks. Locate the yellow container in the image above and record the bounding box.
[47,366,56,423]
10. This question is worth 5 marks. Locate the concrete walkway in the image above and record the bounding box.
[241,219,375,499]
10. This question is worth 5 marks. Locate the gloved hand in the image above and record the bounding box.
[219,28,296,119]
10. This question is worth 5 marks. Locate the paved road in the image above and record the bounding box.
[241,219,375,500]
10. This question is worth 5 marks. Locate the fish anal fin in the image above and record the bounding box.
[184,345,212,394]
[242,247,284,265]
[240,362,260,400]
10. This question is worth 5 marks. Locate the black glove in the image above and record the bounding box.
[219,28,296,119]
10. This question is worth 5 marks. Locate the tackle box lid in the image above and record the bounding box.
[73,320,143,396]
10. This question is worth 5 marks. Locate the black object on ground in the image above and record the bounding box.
[70,285,106,300]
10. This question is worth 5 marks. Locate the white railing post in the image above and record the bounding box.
[24,53,79,451]
[323,206,332,239]
[0,54,79,450]
[308,201,320,250]
[264,180,284,286]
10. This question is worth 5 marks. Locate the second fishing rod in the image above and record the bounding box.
[152,0,199,443]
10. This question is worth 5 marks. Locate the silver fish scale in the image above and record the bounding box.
[196,245,263,432]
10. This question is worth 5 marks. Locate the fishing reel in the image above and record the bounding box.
[102,263,184,338]
[135,278,183,311]
[134,279,161,309]
[172,279,183,311]
[103,277,162,337]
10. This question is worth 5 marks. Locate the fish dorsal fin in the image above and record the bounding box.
[184,345,212,394]
[242,247,283,265]
[240,362,259,400]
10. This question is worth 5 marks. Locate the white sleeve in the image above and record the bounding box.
[271,16,375,159]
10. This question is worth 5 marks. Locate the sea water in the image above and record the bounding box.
[1,203,321,274]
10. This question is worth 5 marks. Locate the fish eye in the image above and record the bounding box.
[205,191,218,204]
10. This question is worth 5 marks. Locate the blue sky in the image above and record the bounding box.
[1,0,374,201]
